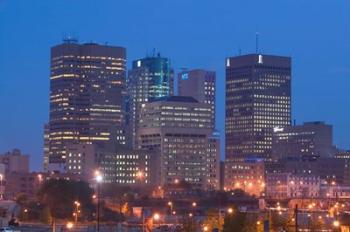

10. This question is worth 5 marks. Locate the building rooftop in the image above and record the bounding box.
[150,96,199,103]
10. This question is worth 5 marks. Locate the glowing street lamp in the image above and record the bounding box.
[227,208,234,214]
[333,220,340,227]
[203,225,209,231]
[66,222,74,230]
[153,213,160,221]
[74,201,81,223]
[167,201,173,214]
[94,170,103,232]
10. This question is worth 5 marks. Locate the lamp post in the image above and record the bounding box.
[0,174,3,200]
[95,171,103,232]
[168,201,173,215]
[153,213,160,230]
[73,201,80,223]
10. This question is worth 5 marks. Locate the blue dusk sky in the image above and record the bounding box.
[0,0,349,171]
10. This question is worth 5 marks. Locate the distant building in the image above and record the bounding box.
[272,121,334,160]
[224,156,265,196]
[178,69,216,125]
[99,148,160,186]
[266,157,350,185]
[334,150,350,159]
[43,124,50,171]
[0,149,29,174]
[48,39,126,170]
[266,173,321,199]
[65,144,160,186]
[225,54,291,160]
[65,144,97,179]
[127,55,174,148]
[137,96,214,189]
[207,131,220,190]
[4,172,84,200]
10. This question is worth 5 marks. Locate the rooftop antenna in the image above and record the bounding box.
[255,32,259,54]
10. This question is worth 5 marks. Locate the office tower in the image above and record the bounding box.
[207,131,221,190]
[43,123,50,171]
[137,96,214,189]
[178,69,216,124]
[127,54,174,148]
[225,54,291,160]
[48,39,126,170]
[272,121,334,160]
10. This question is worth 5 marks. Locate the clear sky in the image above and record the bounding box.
[0,0,349,171]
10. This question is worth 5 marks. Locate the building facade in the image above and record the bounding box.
[224,156,265,196]
[266,157,350,185]
[43,124,50,171]
[48,39,126,170]
[225,54,291,160]
[266,173,321,199]
[65,144,159,186]
[207,131,221,190]
[127,55,174,148]
[272,121,334,160]
[137,96,214,189]
[0,149,29,174]
[178,69,216,124]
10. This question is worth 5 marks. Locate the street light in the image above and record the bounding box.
[203,225,209,231]
[66,222,74,230]
[153,213,160,221]
[0,174,3,200]
[95,170,103,232]
[333,220,340,227]
[227,208,233,214]
[74,201,81,223]
[168,201,173,214]
[153,213,160,229]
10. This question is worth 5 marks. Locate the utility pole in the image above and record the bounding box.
[294,204,298,232]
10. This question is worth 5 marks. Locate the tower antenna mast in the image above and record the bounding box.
[255,32,259,54]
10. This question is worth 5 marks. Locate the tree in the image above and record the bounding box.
[223,208,247,232]
[37,179,94,222]
[202,209,224,232]
[180,216,198,232]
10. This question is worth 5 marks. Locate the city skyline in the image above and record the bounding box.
[1,1,350,171]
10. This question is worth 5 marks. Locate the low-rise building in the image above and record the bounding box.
[266,173,321,199]
[0,149,29,174]
[224,156,265,196]
[65,144,160,186]
[272,121,335,160]
[266,157,350,185]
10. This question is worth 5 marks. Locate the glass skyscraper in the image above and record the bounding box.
[225,54,291,160]
[48,39,126,169]
[127,54,174,148]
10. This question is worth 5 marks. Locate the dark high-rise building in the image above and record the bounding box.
[225,54,291,160]
[178,69,216,125]
[48,39,126,170]
[127,54,174,148]
[43,123,50,171]
[272,121,334,160]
